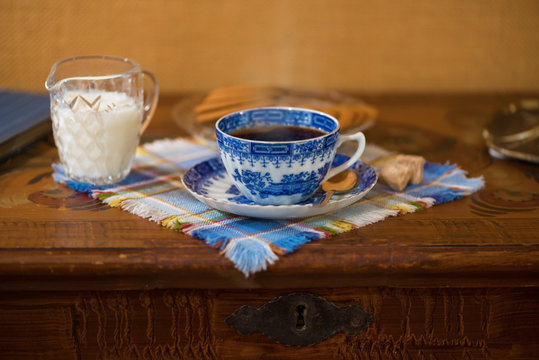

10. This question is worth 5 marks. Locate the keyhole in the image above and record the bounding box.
[295,304,307,331]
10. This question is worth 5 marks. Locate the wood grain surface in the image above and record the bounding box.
[0,287,537,359]
[0,93,538,358]
[1,94,538,290]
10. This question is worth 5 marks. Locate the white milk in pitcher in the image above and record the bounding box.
[51,90,142,184]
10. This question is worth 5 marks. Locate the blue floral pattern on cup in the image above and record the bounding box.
[216,107,366,205]
[182,154,378,210]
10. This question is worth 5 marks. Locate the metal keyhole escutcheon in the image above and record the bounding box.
[226,293,374,347]
[295,304,306,331]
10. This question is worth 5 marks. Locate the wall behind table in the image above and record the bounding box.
[1,0,538,94]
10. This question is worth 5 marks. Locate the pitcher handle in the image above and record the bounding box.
[140,70,159,135]
[323,131,366,181]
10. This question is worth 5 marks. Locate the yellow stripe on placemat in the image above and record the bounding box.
[329,220,356,232]
[107,197,129,207]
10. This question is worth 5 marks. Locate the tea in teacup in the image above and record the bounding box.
[229,125,327,141]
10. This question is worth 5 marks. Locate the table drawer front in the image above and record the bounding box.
[1,287,538,359]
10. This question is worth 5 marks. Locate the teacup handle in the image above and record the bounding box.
[140,70,159,135]
[323,131,366,181]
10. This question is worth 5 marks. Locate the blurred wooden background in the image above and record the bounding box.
[1,0,538,94]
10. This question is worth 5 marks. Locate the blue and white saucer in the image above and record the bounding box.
[182,154,378,219]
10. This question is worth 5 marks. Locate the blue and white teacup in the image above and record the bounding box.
[215,107,366,205]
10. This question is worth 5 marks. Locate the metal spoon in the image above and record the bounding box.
[316,170,358,206]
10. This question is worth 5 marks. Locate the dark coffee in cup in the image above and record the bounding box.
[230,125,327,142]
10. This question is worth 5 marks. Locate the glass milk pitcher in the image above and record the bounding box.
[45,55,158,185]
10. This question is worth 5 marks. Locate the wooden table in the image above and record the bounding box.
[1,94,538,359]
